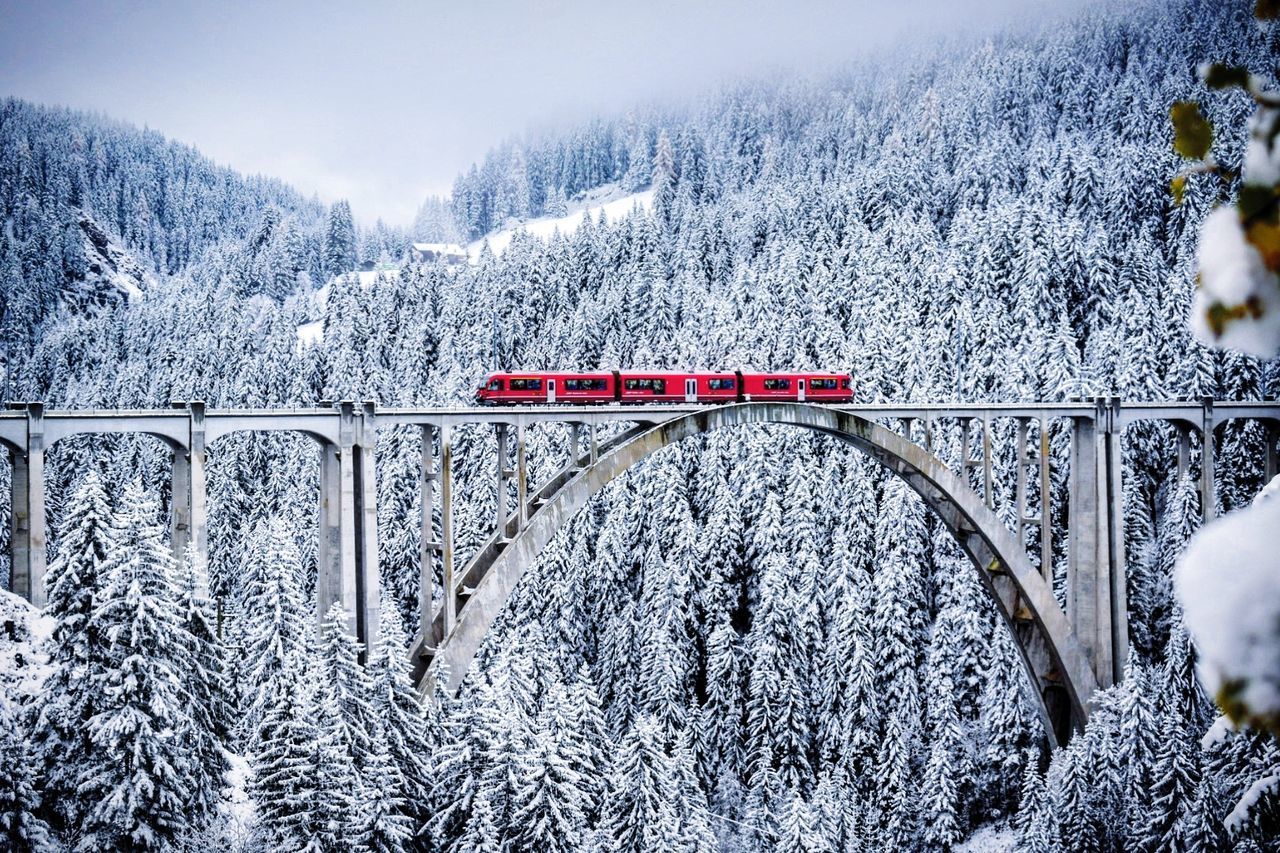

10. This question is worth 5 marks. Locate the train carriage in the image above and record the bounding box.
[475,370,854,405]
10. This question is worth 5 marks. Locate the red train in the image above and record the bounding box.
[474,370,853,405]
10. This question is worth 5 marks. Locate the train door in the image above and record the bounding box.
[798,378,806,402]
[685,378,697,402]
[547,379,557,403]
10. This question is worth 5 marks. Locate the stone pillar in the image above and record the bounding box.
[189,403,208,564]
[419,424,437,648]
[353,402,381,655]
[170,439,191,559]
[1067,405,1107,687]
[1038,416,1052,584]
[495,424,509,539]
[440,423,456,636]
[1200,396,1216,522]
[516,420,528,530]
[9,432,30,601]
[1103,397,1128,680]
[22,404,46,607]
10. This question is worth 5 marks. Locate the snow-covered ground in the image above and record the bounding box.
[297,268,400,348]
[466,183,654,261]
[956,820,1017,852]
[0,590,54,710]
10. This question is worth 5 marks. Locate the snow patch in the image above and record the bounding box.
[0,590,55,710]
[297,268,401,347]
[956,820,1017,852]
[467,184,654,261]
[1175,477,1280,723]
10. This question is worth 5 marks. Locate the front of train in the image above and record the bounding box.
[475,373,502,405]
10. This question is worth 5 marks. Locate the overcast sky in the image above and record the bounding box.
[0,0,1090,226]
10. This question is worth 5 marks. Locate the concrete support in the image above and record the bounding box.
[440,423,456,636]
[1067,410,1104,684]
[1201,397,1217,522]
[9,404,46,607]
[317,438,344,626]
[589,422,598,464]
[1038,417,1052,583]
[569,423,581,469]
[353,402,380,654]
[495,424,509,539]
[170,438,191,559]
[419,425,437,648]
[1267,423,1278,483]
[189,402,208,572]
[1067,400,1125,688]
[516,420,528,530]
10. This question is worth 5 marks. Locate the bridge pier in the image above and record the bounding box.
[9,404,46,607]
[1067,398,1126,689]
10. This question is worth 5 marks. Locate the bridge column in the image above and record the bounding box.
[1200,396,1217,522]
[440,423,456,636]
[1067,399,1126,688]
[171,446,190,559]
[354,402,381,655]
[419,424,438,649]
[495,424,510,541]
[9,404,47,606]
[317,402,359,639]
[516,420,528,530]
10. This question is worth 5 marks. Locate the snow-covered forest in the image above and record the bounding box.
[1,0,1279,849]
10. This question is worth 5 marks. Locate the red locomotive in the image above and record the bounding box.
[474,370,853,405]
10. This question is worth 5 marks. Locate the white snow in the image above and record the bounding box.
[1175,475,1280,723]
[956,820,1017,852]
[467,185,654,261]
[0,589,55,710]
[1190,206,1280,358]
[296,319,324,349]
[220,752,257,841]
[296,268,401,347]
[1201,714,1237,750]
[1227,772,1280,833]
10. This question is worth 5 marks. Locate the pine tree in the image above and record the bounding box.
[238,519,310,741]
[29,469,114,831]
[172,545,229,837]
[250,657,321,849]
[1013,752,1055,853]
[368,601,435,834]
[511,690,589,853]
[598,715,684,853]
[75,484,189,851]
[0,701,54,853]
[318,602,378,778]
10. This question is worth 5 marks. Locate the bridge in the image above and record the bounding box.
[1,398,1276,745]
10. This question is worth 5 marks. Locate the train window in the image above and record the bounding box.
[487,379,504,391]
[763,378,792,390]
[708,378,735,390]
[509,378,543,391]
[624,378,666,393]
[841,377,851,389]
[565,378,608,391]
[809,378,838,390]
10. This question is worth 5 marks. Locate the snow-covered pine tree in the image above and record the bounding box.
[598,715,684,853]
[368,600,435,835]
[75,483,190,851]
[28,468,114,832]
[511,687,589,853]
[171,544,229,839]
[0,700,53,853]
[238,518,310,743]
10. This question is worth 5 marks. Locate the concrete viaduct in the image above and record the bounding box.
[2,398,1277,746]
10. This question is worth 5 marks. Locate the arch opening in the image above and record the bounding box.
[417,403,1100,746]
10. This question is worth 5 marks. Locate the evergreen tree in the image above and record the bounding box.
[29,469,114,831]
[75,484,190,851]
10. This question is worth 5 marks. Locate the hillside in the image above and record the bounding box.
[3,0,1280,849]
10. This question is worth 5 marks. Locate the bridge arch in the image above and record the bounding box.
[417,402,1101,745]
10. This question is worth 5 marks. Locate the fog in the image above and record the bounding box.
[0,0,1097,225]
